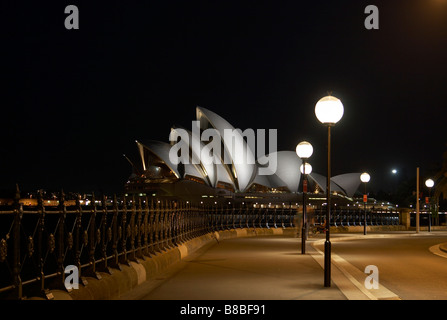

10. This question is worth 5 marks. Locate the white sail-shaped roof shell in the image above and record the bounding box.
[133,108,365,197]
[170,127,215,186]
[196,107,256,192]
[331,173,362,197]
[257,151,302,192]
[251,171,273,188]
[308,172,362,197]
[137,140,206,183]
[169,126,235,189]
[308,172,346,195]
[215,159,236,188]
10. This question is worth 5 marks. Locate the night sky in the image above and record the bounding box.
[1,0,447,195]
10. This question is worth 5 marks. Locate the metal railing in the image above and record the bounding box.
[312,207,400,227]
[0,190,296,299]
[409,211,447,227]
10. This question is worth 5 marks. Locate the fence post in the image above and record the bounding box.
[143,196,150,257]
[224,204,229,230]
[190,203,195,237]
[171,201,178,246]
[198,203,204,235]
[110,195,122,270]
[188,202,192,238]
[289,205,294,227]
[148,198,156,254]
[280,206,285,229]
[129,195,139,263]
[160,200,167,251]
[57,191,67,290]
[194,203,198,236]
[198,203,202,236]
[74,194,89,286]
[260,207,265,228]
[267,206,271,228]
[184,202,190,240]
[251,206,256,229]
[273,206,277,228]
[120,195,130,267]
[37,191,47,295]
[245,205,249,229]
[240,205,244,229]
[165,200,171,248]
[100,195,113,274]
[190,202,195,239]
[182,201,187,240]
[154,200,161,253]
[177,201,184,243]
[172,201,178,245]
[167,201,174,248]
[136,197,145,260]
[207,204,211,233]
[219,205,224,231]
[161,200,167,248]
[12,184,22,299]
[87,193,101,280]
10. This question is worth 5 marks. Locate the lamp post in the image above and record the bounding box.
[416,167,420,233]
[315,95,344,287]
[360,172,370,235]
[296,142,313,254]
[299,162,312,253]
[425,178,434,232]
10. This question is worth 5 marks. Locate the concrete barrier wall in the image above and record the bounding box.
[329,225,407,233]
[47,227,296,300]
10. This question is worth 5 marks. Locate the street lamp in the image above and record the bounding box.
[300,163,313,175]
[300,162,312,242]
[315,95,344,287]
[296,141,313,254]
[425,178,434,232]
[360,172,371,235]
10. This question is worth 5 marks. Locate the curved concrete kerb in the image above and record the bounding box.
[130,261,147,285]
[177,244,188,259]
[429,242,447,259]
[236,229,247,237]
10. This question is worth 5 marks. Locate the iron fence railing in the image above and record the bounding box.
[312,207,401,227]
[0,190,296,299]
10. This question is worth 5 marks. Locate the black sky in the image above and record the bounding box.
[1,0,447,195]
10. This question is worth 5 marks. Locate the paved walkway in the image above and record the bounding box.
[121,234,349,300]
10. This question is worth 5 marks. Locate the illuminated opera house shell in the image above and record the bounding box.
[128,107,362,198]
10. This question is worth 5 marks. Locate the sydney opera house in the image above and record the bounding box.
[124,107,363,206]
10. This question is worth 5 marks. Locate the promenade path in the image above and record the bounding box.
[121,234,349,300]
[122,231,447,301]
